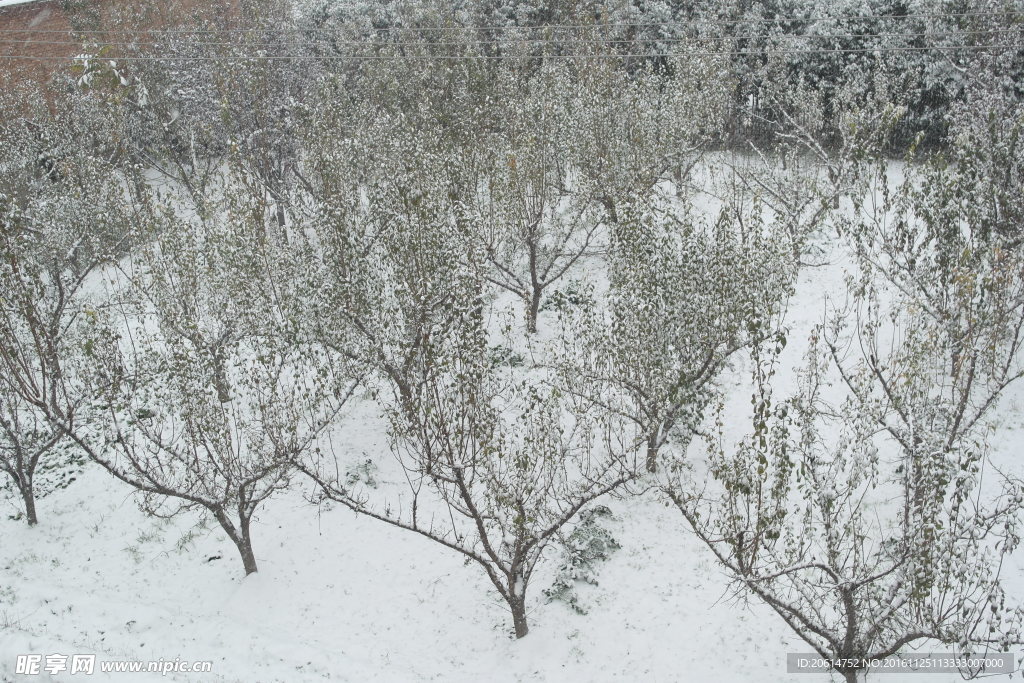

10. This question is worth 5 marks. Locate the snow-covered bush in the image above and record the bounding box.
[344,459,379,490]
[544,505,621,615]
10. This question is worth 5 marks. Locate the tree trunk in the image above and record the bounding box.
[213,508,259,575]
[645,433,659,474]
[236,515,258,576]
[526,289,541,335]
[841,669,867,683]
[235,539,258,576]
[505,567,530,638]
[20,479,38,526]
[509,594,529,639]
[271,189,290,246]
[275,201,287,236]
[212,346,232,404]
[601,195,618,224]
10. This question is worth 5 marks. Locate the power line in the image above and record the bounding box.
[0,9,1020,36]
[1,27,1022,52]
[0,43,1019,62]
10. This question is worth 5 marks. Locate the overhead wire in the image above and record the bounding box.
[0,27,1022,51]
[0,8,1019,35]
[0,44,1019,62]
[0,8,1020,62]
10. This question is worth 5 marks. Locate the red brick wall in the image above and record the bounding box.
[0,1,74,86]
[0,0,241,89]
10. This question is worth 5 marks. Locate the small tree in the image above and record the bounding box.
[295,85,485,418]
[467,61,603,334]
[0,88,129,525]
[673,104,1024,680]
[296,83,639,634]
[303,271,639,637]
[560,199,793,473]
[472,52,731,334]
[568,51,730,217]
[72,171,352,576]
[720,72,904,266]
[675,314,1024,683]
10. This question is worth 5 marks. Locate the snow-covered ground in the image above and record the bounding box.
[2,187,1022,683]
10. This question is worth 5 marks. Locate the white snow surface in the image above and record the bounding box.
[2,181,1023,683]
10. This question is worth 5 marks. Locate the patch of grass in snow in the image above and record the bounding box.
[344,458,379,489]
[488,344,525,368]
[539,279,594,314]
[544,505,620,615]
